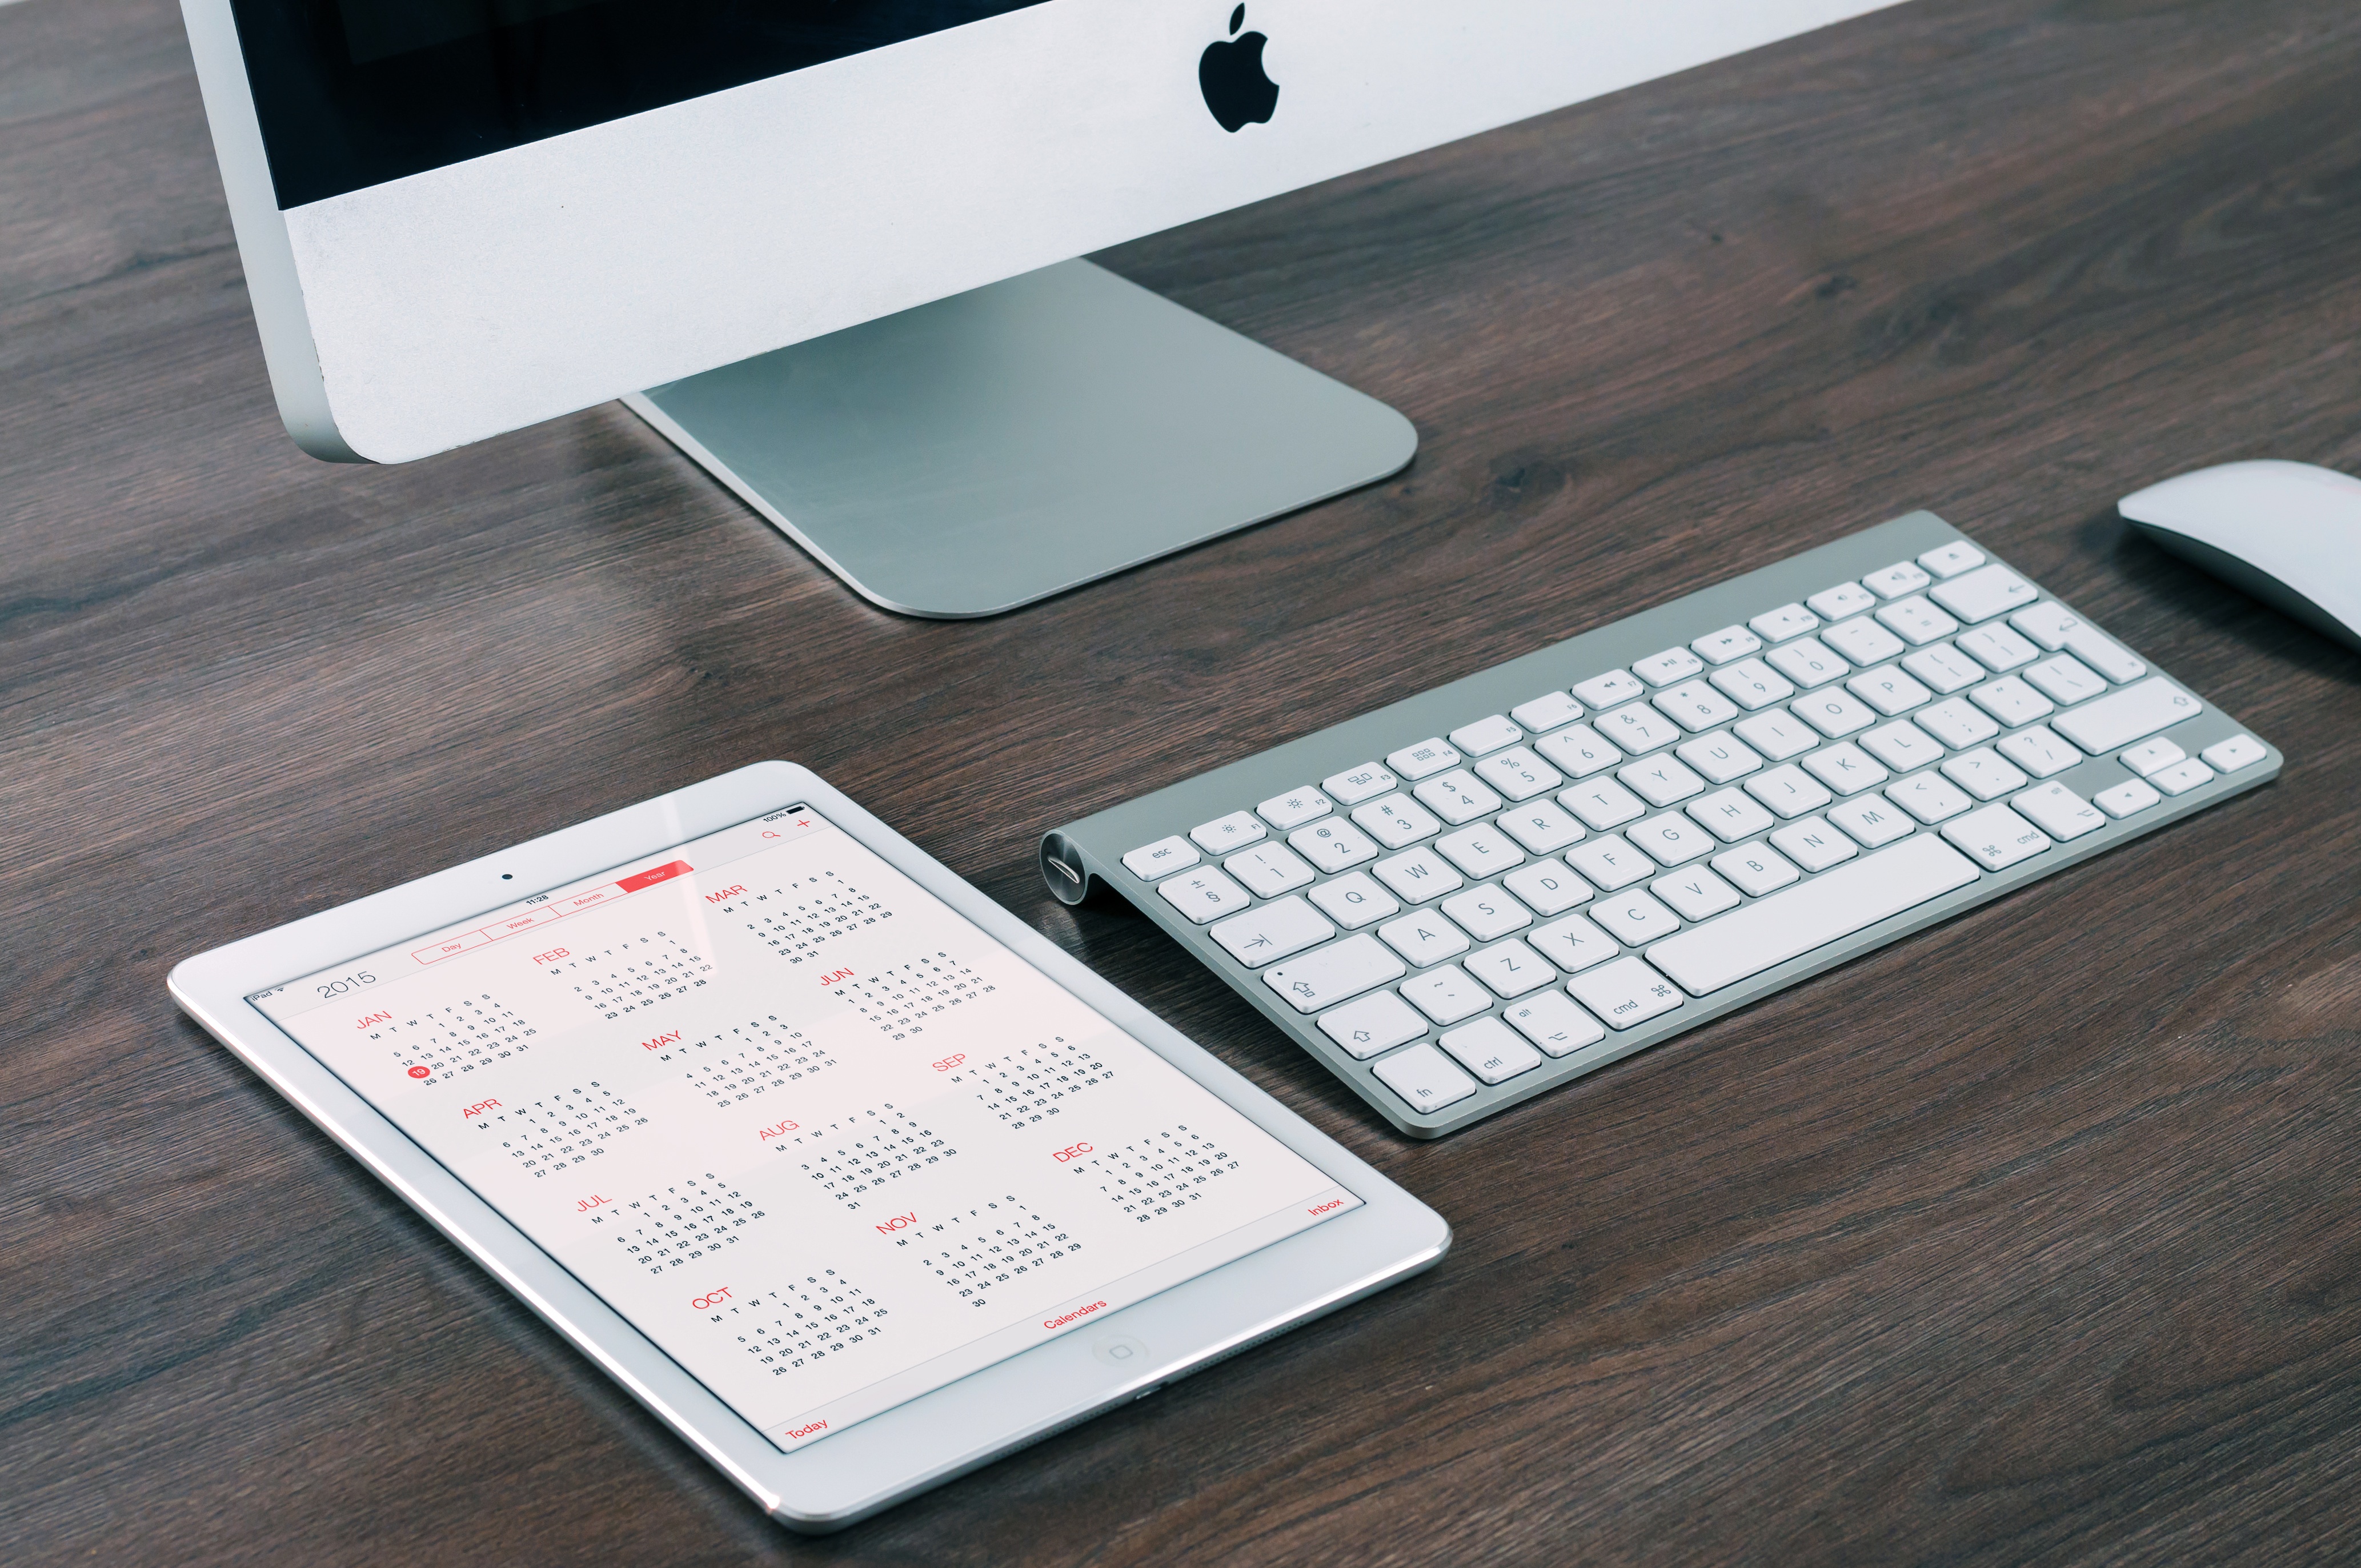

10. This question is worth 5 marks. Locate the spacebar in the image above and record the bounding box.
[1645,835,1983,996]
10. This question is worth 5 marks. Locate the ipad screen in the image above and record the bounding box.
[250,804,1358,1450]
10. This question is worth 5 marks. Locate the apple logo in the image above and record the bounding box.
[1200,5,1279,133]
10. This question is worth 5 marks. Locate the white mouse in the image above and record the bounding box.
[2118,459,2361,655]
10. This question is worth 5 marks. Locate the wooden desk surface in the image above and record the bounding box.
[7,0,2360,1561]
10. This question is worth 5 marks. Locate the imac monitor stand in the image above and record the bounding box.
[623,259,1416,617]
[184,0,1903,616]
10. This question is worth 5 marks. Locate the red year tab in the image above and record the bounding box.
[617,860,692,894]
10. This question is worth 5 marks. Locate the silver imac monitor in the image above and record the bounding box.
[184,0,1899,614]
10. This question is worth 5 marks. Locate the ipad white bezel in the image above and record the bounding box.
[168,761,1449,1531]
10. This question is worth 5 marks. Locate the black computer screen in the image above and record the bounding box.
[228,0,1052,210]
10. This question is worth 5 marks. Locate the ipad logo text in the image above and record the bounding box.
[640,1029,683,1051]
[785,1419,828,1441]
[354,1010,390,1030]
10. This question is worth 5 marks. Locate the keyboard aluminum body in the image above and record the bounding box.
[1040,514,2281,1137]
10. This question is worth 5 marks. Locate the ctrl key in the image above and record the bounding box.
[1373,1042,1480,1112]
[1438,1017,1544,1084]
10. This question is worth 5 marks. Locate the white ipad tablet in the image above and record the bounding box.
[170,762,1448,1531]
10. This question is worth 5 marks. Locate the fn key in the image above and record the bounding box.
[1373,1044,1478,1111]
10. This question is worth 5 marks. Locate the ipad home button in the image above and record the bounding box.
[1092,1334,1149,1368]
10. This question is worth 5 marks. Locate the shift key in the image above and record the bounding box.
[1262,934,1406,1014]
[2049,676,2202,755]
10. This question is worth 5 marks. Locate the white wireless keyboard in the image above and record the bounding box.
[1040,514,2281,1136]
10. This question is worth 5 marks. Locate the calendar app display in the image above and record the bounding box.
[254,805,1358,1450]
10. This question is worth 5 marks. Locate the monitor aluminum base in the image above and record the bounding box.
[623,259,1417,619]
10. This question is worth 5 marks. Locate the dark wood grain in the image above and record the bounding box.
[6,0,2361,1561]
